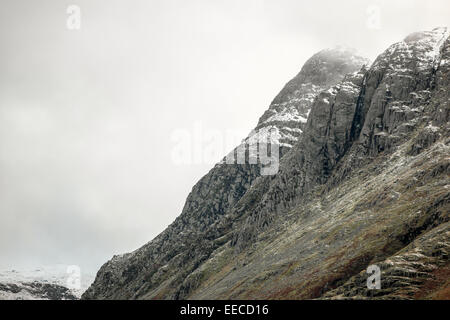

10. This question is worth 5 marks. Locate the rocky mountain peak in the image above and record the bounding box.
[82,28,449,300]
[255,47,368,149]
[356,27,450,156]
[292,46,370,87]
[82,47,369,300]
[372,27,449,73]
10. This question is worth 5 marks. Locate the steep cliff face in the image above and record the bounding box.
[255,47,369,149]
[231,69,369,251]
[82,48,366,300]
[231,27,450,252]
[83,28,449,300]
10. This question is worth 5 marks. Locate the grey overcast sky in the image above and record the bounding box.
[0,0,449,274]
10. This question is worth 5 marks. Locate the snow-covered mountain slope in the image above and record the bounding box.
[0,266,94,300]
[252,47,370,149]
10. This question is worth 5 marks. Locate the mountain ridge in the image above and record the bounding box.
[83,27,449,300]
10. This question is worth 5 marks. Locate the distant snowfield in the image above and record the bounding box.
[0,265,95,300]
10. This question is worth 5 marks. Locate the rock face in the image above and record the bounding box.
[255,47,369,149]
[83,28,450,300]
[322,222,450,299]
[82,47,366,300]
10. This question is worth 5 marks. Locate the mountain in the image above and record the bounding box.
[254,47,369,150]
[83,27,449,300]
[0,266,94,300]
[82,47,367,300]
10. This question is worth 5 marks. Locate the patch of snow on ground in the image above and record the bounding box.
[263,108,307,124]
